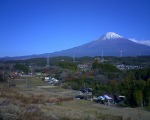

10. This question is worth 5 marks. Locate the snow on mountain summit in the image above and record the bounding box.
[102,32,123,40]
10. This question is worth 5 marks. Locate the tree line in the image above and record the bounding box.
[65,60,150,109]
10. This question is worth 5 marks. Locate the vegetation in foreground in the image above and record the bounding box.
[0,84,134,120]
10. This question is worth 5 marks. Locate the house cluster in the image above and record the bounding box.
[77,64,92,71]
[44,77,59,85]
[116,64,142,70]
[75,89,125,106]
[94,94,126,105]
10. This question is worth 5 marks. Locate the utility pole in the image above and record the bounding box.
[120,51,123,57]
[46,54,50,68]
[73,54,76,62]
[102,50,104,62]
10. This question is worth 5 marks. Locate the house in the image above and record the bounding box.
[103,95,113,101]
[98,96,105,100]
[48,78,59,85]
[97,94,113,105]
[44,77,51,81]
[77,88,92,95]
[76,88,93,100]
[98,95,113,101]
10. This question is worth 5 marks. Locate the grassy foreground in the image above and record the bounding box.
[0,79,150,120]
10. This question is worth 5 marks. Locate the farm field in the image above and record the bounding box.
[0,78,150,120]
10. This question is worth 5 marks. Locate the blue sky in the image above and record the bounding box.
[0,0,150,57]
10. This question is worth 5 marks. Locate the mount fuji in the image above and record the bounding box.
[1,32,150,60]
[49,32,150,57]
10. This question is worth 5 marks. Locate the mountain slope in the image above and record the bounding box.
[50,32,150,57]
[1,32,150,60]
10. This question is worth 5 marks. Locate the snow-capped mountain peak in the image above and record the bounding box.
[102,32,123,40]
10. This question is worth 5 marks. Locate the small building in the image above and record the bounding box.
[76,88,93,100]
[98,94,113,105]
[44,77,51,81]
[47,77,59,85]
